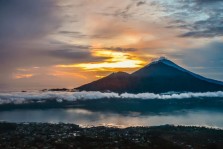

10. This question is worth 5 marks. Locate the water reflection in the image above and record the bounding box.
[0,108,222,128]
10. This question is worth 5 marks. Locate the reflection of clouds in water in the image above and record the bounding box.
[0,109,222,128]
[90,111,223,128]
[67,109,93,115]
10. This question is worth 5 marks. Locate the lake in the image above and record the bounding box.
[0,91,223,128]
[0,108,222,128]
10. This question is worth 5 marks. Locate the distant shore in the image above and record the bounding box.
[0,122,222,149]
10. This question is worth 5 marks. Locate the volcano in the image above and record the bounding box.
[76,57,223,93]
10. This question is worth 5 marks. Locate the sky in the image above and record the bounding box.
[0,0,223,91]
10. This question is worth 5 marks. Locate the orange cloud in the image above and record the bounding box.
[56,49,146,71]
[14,74,34,79]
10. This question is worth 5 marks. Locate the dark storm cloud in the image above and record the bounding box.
[136,1,146,6]
[165,0,223,38]
[50,50,93,60]
[99,0,145,19]
[195,0,223,3]
[179,13,223,38]
[58,31,88,38]
[102,47,138,52]
[180,27,223,38]
[48,46,111,63]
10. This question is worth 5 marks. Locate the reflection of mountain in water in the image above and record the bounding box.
[76,57,223,93]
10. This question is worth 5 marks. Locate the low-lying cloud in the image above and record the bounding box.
[0,91,223,105]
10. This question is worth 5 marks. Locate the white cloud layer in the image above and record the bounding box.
[0,91,223,105]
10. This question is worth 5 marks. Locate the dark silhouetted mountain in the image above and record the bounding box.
[77,72,130,93]
[76,57,223,93]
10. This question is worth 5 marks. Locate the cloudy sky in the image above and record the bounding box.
[1,0,223,91]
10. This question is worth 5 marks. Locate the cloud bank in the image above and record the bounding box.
[0,91,223,105]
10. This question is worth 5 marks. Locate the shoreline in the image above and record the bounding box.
[1,121,223,130]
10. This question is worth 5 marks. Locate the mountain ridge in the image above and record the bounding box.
[76,57,223,93]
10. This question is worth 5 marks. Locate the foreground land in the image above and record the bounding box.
[0,123,222,149]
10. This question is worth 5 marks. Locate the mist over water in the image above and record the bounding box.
[0,91,223,104]
[0,91,223,128]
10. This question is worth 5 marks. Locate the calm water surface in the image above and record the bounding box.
[0,108,222,128]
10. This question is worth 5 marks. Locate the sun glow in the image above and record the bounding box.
[57,49,145,71]
[95,75,105,78]
[75,60,143,70]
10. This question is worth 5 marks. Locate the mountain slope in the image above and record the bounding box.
[76,57,223,93]
[77,72,131,93]
[139,57,223,85]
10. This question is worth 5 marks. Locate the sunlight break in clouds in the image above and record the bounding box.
[56,49,145,70]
